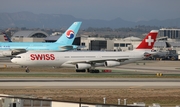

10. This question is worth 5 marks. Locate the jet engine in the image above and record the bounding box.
[104,61,120,67]
[75,63,91,70]
[0,51,13,57]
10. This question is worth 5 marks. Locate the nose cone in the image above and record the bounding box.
[11,58,17,64]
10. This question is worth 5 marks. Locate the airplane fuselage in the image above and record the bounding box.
[12,51,145,68]
[0,42,74,51]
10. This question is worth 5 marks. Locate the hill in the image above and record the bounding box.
[0,12,180,29]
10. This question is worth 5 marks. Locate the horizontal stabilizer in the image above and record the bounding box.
[60,46,74,51]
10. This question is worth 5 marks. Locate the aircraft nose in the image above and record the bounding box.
[11,58,17,64]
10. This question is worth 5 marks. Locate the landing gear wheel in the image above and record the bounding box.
[76,69,86,72]
[25,67,30,73]
[87,69,90,72]
[89,69,100,73]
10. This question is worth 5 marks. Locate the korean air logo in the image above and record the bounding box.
[66,30,74,39]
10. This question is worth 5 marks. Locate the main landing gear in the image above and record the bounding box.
[76,69,100,73]
[88,69,100,73]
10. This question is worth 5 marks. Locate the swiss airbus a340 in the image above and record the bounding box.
[0,22,82,57]
[11,30,158,73]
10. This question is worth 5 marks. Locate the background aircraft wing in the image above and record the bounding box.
[11,49,27,55]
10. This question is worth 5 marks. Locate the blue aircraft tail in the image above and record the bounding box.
[55,22,82,45]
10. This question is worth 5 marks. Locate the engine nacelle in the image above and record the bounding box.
[75,63,91,70]
[104,61,120,67]
[0,51,13,57]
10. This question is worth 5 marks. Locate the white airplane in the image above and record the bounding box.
[11,30,158,73]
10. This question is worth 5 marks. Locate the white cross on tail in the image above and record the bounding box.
[145,36,154,46]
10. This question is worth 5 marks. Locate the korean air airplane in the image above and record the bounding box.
[11,30,158,73]
[0,22,82,57]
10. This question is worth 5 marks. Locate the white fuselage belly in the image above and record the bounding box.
[13,51,144,68]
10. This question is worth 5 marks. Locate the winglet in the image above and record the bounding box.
[136,30,158,50]
[55,22,82,45]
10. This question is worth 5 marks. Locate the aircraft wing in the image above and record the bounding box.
[66,58,129,65]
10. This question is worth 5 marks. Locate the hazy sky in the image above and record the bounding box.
[0,0,180,21]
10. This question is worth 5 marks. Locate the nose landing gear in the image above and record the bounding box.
[25,66,30,73]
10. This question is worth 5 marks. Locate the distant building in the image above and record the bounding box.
[159,28,180,39]
[12,31,49,42]
[79,37,114,51]
[113,36,141,51]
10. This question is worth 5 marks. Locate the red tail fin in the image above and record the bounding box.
[136,30,158,49]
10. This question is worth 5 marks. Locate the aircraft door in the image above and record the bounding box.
[26,55,30,61]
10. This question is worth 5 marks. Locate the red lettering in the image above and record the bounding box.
[45,54,50,60]
[43,54,46,60]
[50,54,55,60]
[36,54,43,60]
[30,54,35,60]
[30,54,55,60]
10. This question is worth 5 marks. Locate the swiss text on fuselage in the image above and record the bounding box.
[30,54,55,60]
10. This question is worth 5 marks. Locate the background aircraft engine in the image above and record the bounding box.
[75,63,91,70]
[104,61,120,67]
[0,51,13,57]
